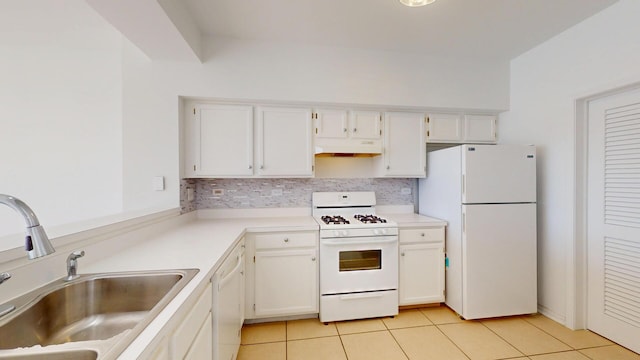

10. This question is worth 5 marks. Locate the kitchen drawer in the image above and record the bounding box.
[399,227,444,244]
[254,232,317,250]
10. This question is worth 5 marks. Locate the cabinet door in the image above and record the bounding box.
[399,243,445,305]
[426,113,462,142]
[314,109,348,139]
[463,115,497,143]
[381,112,426,177]
[190,104,254,176]
[349,110,381,140]
[172,283,213,359]
[254,248,318,317]
[214,245,244,360]
[256,106,313,176]
[185,312,213,360]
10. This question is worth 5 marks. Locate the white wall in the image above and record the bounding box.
[121,36,510,210]
[0,0,510,252]
[499,0,640,324]
[0,0,123,247]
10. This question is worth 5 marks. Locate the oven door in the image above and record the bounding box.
[320,235,398,295]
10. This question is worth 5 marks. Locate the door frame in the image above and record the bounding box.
[572,81,640,330]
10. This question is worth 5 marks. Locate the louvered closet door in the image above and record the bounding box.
[587,87,640,353]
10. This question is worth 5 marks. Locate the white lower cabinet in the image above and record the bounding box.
[185,312,213,360]
[245,231,319,319]
[398,227,445,306]
[213,240,245,360]
[170,282,213,360]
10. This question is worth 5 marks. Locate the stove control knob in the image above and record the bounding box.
[373,229,380,235]
[341,230,349,237]
[380,229,387,235]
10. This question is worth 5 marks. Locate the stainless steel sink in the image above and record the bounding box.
[0,269,198,355]
[1,350,98,360]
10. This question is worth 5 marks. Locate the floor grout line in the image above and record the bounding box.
[239,307,640,360]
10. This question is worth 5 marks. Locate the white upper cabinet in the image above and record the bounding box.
[186,104,254,177]
[377,112,426,177]
[463,115,497,143]
[314,109,348,139]
[349,110,382,140]
[427,113,497,144]
[313,109,382,155]
[426,113,463,143]
[256,106,314,177]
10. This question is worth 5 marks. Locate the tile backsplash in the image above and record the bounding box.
[180,178,417,213]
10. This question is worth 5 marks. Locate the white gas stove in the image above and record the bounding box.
[312,192,399,323]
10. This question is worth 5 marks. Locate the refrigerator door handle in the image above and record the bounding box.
[462,212,466,234]
[462,174,466,198]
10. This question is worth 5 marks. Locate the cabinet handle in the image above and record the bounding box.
[248,165,252,169]
[401,253,405,256]
[260,165,264,170]
[353,128,357,133]
[343,128,347,133]
[284,238,289,243]
[421,233,425,237]
[311,257,316,261]
[387,165,390,170]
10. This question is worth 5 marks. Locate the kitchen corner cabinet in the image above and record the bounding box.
[426,113,496,144]
[256,106,314,177]
[399,227,445,306]
[186,104,254,177]
[377,112,426,177]
[245,231,319,319]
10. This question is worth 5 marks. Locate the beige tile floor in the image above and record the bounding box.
[238,306,640,360]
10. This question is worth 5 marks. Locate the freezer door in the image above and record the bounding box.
[461,203,537,319]
[462,144,536,204]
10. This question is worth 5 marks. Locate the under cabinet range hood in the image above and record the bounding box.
[314,139,382,156]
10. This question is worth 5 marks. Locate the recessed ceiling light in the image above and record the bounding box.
[400,0,436,7]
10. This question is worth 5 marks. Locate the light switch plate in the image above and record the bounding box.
[152,176,165,191]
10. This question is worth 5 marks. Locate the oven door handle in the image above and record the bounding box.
[339,292,384,300]
[321,237,397,246]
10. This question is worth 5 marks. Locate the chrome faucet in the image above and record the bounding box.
[66,250,85,281]
[0,194,55,318]
[0,194,55,259]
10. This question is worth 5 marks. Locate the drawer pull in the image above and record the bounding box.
[284,238,289,243]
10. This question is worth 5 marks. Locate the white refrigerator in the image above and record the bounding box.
[419,144,537,320]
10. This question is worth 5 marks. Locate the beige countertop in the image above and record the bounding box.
[0,209,445,359]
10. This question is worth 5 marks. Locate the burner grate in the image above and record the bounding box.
[354,214,388,224]
[321,215,350,225]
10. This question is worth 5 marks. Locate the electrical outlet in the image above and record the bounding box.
[187,187,194,201]
[401,188,411,195]
[213,189,224,196]
[271,189,283,196]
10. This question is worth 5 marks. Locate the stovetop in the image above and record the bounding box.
[313,214,396,230]
[312,191,398,231]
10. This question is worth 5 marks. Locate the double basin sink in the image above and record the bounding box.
[0,269,198,359]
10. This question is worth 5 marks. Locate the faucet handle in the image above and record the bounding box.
[66,250,85,281]
[68,250,85,260]
[0,273,11,285]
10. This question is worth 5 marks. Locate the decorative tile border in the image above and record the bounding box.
[180,178,417,213]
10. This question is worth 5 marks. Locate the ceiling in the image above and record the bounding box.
[182,0,618,60]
